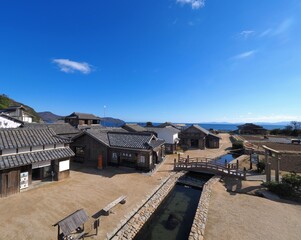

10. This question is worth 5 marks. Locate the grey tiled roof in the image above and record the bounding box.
[0,128,70,150]
[182,125,220,138]
[24,123,80,135]
[108,132,153,149]
[0,147,74,170]
[76,129,165,150]
[122,124,147,132]
[85,129,110,146]
[65,112,100,120]
[149,139,165,149]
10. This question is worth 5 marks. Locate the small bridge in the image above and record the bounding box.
[174,156,246,179]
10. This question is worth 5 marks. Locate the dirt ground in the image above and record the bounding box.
[0,134,231,240]
[1,133,300,240]
[204,178,301,240]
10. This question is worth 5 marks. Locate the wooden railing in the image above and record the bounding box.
[174,155,246,179]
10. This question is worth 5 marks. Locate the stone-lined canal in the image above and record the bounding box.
[133,173,212,240]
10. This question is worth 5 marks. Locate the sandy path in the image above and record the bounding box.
[204,180,301,240]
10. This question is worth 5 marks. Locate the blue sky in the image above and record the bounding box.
[1,0,301,123]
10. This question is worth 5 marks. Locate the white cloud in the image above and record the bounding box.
[259,28,272,37]
[176,0,205,9]
[259,18,294,37]
[273,18,294,35]
[232,50,256,60]
[239,30,254,38]
[52,59,92,74]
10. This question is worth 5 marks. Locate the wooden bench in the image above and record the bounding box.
[102,195,127,216]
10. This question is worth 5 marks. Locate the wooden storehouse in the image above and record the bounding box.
[179,125,220,150]
[0,128,74,197]
[71,128,165,172]
[65,112,101,127]
[0,105,33,123]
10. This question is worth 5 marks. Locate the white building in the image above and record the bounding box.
[0,113,24,128]
[0,105,33,123]
[146,126,180,153]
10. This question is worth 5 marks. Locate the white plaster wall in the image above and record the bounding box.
[151,128,178,144]
[0,116,22,128]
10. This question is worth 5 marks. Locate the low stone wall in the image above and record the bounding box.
[189,175,220,240]
[107,171,186,240]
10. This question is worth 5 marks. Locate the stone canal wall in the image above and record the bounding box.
[188,175,220,240]
[107,171,186,240]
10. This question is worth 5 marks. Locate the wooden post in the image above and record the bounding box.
[178,153,180,162]
[249,153,253,170]
[174,159,176,169]
[57,225,60,240]
[243,167,247,180]
[187,155,189,163]
[275,158,280,182]
[265,150,271,182]
[228,164,230,175]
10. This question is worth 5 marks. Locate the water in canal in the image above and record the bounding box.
[212,153,240,165]
[134,173,212,240]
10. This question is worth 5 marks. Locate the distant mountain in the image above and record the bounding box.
[100,117,125,127]
[38,111,64,123]
[0,94,41,122]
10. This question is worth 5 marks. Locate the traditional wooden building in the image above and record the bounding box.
[0,105,33,123]
[65,112,101,127]
[237,123,267,135]
[71,129,165,172]
[179,125,220,149]
[0,128,74,197]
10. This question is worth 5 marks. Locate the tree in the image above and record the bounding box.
[146,121,153,127]
[291,121,301,130]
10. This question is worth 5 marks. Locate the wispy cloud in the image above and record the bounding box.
[176,0,205,9]
[239,30,254,38]
[259,28,272,37]
[274,18,294,35]
[231,50,256,60]
[52,59,92,74]
[259,18,294,37]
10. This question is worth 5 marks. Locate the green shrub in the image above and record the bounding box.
[264,181,294,197]
[256,161,265,173]
[282,172,301,190]
[232,140,244,150]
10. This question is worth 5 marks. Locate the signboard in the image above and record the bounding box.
[251,153,259,164]
[20,172,28,190]
[59,160,70,172]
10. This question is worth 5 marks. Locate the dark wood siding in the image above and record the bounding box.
[70,134,108,167]
[0,168,20,197]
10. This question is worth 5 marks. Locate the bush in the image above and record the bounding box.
[264,181,294,197]
[232,140,244,150]
[282,172,301,190]
[256,161,265,173]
